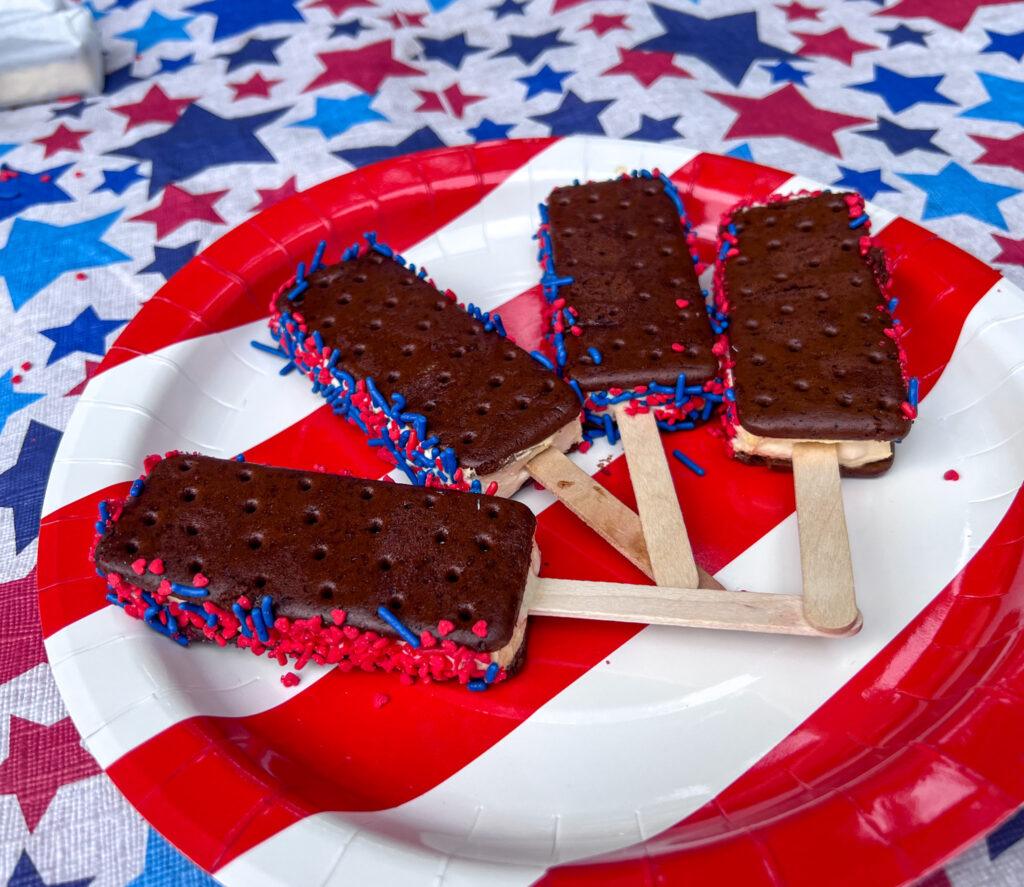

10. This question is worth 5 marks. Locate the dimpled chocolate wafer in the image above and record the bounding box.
[717,191,913,477]
[269,237,581,493]
[93,454,539,684]
[543,173,718,392]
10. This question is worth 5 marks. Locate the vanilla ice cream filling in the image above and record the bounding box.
[463,420,584,497]
[731,424,892,469]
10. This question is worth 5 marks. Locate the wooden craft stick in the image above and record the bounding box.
[531,576,860,637]
[791,442,860,635]
[612,403,699,588]
[527,447,722,590]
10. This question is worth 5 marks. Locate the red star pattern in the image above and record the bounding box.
[33,124,89,158]
[230,72,282,101]
[552,0,587,10]
[971,132,1024,175]
[992,234,1024,267]
[602,47,691,88]
[582,14,629,36]
[794,27,878,64]
[64,360,102,397]
[711,84,870,156]
[0,717,101,831]
[305,0,372,15]
[875,0,1020,30]
[415,84,485,118]
[0,571,45,684]
[111,85,195,130]
[305,40,423,93]
[128,184,228,239]
[385,10,425,27]
[779,1,821,20]
[251,175,299,212]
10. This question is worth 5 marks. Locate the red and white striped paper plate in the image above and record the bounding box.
[38,137,1024,886]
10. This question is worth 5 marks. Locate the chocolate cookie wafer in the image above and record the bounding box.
[92,453,539,687]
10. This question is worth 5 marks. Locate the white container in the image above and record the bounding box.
[0,3,103,109]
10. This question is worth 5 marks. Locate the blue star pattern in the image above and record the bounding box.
[418,33,486,67]
[0,212,129,310]
[627,114,681,141]
[0,370,43,435]
[857,115,947,155]
[116,11,195,53]
[218,37,287,72]
[761,61,810,85]
[496,30,571,64]
[291,96,386,139]
[851,65,955,114]
[518,65,570,98]
[961,73,1024,126]
[110,104,286,196]
[187,0,304,41]
[900,162,1021,230]
[0,164,73,223]
[467,119,514,140]
[982,29,1024,62]
[833,166,898,200]
[6,851,91,887]
[40,306,128,366]
[0,421,63,553]
[638,8,794,86]
[532,92,611,136]
[0,2,1024,885]
[138,241,199,280]
[93,164,146,196]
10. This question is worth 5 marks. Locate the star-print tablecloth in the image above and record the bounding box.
[2,0,1024,884]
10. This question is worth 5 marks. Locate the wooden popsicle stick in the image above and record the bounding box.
[612,403,699,589]
[527,447,723,590]
[791,442,860,635]
[531,576,860,637]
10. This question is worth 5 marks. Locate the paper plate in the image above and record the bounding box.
[37,137,1024,886]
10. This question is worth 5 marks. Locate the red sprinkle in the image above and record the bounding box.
[131,558,146,575]
[943,469,960,481]
[20,361,31,371]
[437,619,454,636]
[675,299,689,309]
[485,481,498,496]
[670,342,684,353]
[471,619,488,638]
[149,558,164,575]
[280,673,300,688]
[192,572,209,587]
[331,608,347,625]
[11,375,21,384]
[372,692,390,708]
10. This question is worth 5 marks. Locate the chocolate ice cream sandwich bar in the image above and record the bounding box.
[92,453,539,685]
[266,234,583,498]
[713,190,916,634]
[714,191,914,476]
[535,171,724,588]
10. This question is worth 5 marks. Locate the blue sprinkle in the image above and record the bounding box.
[530,351,555,370]
[701,400,714,422]
[725,388,736,402]
[569,378,584,404]
[674,374,687,406]
[232,603,252,638]
[129,479,144,497]
[171,582,209,599]
[887,297,899,313]
[394,254,407,267]
[251,607,269,644]
[95,520,106,533]
[106,593,126,608]
[492,313,507,337]
[98,500,111,522]
[296,261,306,282]
[672,450,705,477]
[313,330,324,351]
[377,605,421,647]
[849,214,869,229]
[603,412,617,445]
[718,240,732,262]
[278,362,296,376]
[538,201,549,223]
[311,241,326,272]
[261,595,274,627]
[467,679,488,692]
[287,280,308,301]
[96,567,106,578]
[587,347,602,366]
[908,377,919,409]
[485,662,499,684]
[166,613,179,635]
[234,453,246,462]
[727,223,737,236]
[144,605,160,622]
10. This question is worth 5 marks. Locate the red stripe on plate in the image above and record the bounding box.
[99,139,558,375]
[539,482,1024,886]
